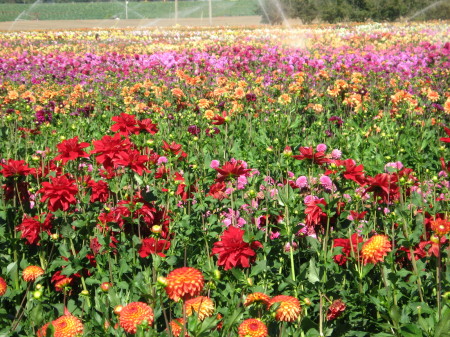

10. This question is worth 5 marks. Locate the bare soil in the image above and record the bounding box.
[0,16,264,31]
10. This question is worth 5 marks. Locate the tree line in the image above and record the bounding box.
[259,0,450,23]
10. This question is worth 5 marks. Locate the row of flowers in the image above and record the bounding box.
[0,21,449,337]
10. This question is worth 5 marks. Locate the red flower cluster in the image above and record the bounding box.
[111,113,158,136]
[212,226,262,270]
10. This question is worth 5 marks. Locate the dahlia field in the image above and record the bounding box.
[0,21,449,337]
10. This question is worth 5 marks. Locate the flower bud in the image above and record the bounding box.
[33,290,43,299]
[157,276,168,287]
[151,225,162,234]
[114,305,123,315]
[100,282,112,292]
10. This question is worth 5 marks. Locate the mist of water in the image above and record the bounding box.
[407,0,444,21]
[8,0,42,31]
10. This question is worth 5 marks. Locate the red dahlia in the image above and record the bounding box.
[326,299,346,321]
[214,160,251,182]
[139,237,171,258]
[54,136,90,165]
[111,113,140,135]
[333,233,363,265]
[0,159,35,177]
[439,126,450,143]
[304,198,327,226]
[16,213,53,245]
[212,226,262,270]
[0,276,7,296]
[292,147,330,165]
[38,175,78,212]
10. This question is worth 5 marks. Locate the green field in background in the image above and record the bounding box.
[0,0,259,21]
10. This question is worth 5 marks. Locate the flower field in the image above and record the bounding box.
[0,21,449,337]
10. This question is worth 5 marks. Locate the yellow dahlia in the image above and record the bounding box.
[361,235,392,265]
[0,276,7,296]
[23,265,44,282]
[267,295,301,322]
[238,318,268,337]
[36,322,50,337]
[119,301,154,334]
[185,296,215,320]
[52,315,84,337]
[168,318,189,337]
[244,292,270,307]
[165,267,204,302]
[431,218,450,237]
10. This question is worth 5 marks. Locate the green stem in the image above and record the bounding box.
[437,238,442,320]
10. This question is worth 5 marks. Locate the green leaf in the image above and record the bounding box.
[362,263,374,278]
[434,309,450,337]
[249,260,266,277]
[134,173,144,186]
[308,257,320,284]
[400,324,423,337]
[389,305,401,329]
[30,303,44,326]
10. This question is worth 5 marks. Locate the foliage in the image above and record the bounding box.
[258,0,450,23]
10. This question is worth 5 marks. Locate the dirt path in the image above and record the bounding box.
[0,16,264,31]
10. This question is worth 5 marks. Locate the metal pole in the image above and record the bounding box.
[125,0,128,20]
[208,0,212,25]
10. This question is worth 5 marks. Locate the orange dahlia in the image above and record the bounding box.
[36,322,50,337]
[54,277,72,292]
[267,295,301,322]
[52,315,84,337]
[244,292,270,307]
[119,302,154,334]
[168,318,189,337]
[431,218,450,237]
[22,265,44,282]
[361,235,392,265]
[238,318,268,337]
[165,267,204,302]
[0,276,7,296]
[185,296,215,320]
